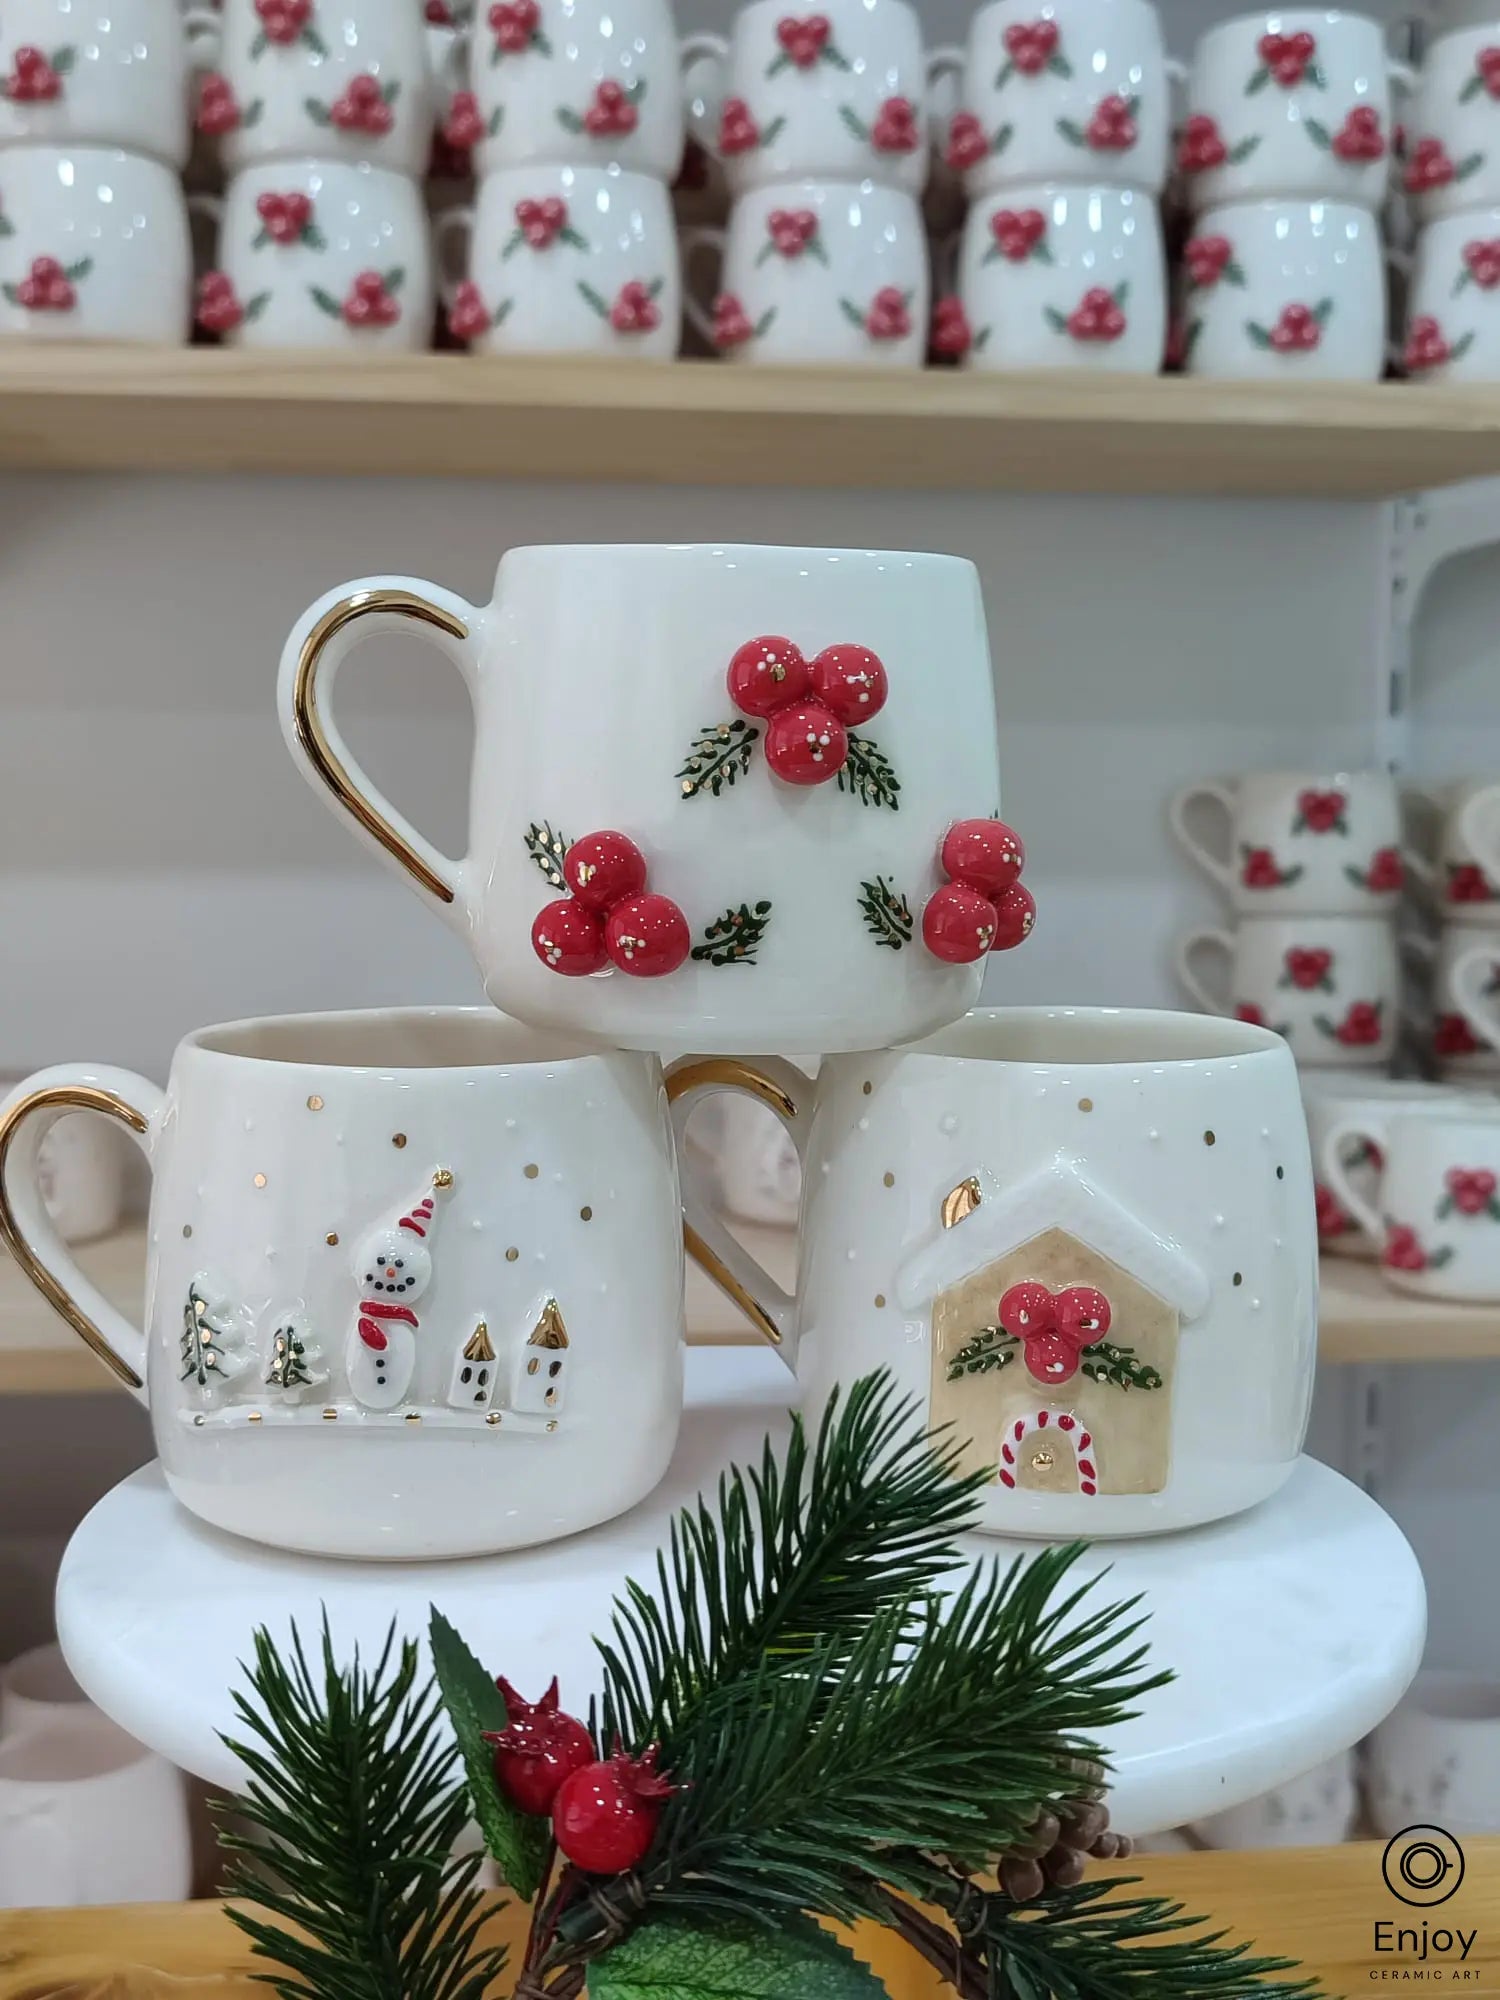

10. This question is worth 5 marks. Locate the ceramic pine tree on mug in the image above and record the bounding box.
[278,544,1022,1055]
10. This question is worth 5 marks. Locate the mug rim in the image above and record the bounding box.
[1384,1103,1500,1137]
[883,1003,1292,1068]
[182,1006,633,1075]
[1197,6,1383,47]
[496,542,979,577]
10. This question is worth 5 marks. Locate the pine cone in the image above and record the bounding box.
[999,1762,1133,1902]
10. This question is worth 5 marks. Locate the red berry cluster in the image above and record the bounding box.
[341,269,400,327]
[946,110,989,171]
[583,79,638,136]
[776,14,831,68]
[923,819,1035,965]
[255,0,312,44]
[329,71,394,135]
[196,269,245,333]
[196,71,243,134]
[727,634,887,786]
[1003,18,1059,75]
[483,1678,680,1874]
[1258,28,1316,86]
[490,0,540,52]
[14,255,75,311]
[256,191,314,245]
[4,45,63,101]
[443,88,485,152]
[532,830,690,979]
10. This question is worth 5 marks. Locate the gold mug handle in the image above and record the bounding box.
[0,1066,164,1398]
[277,578,483,916]
[664,1056,810,1367]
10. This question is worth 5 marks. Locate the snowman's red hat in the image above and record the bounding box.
[399,1196,435,1237]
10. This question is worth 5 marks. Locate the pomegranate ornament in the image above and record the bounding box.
[552,1740,681,1873]
[482,1676,594,1817]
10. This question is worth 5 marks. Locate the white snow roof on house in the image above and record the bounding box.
[895,1156,1211,1321]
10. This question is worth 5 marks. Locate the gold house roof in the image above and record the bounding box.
[527,1299,569,1350]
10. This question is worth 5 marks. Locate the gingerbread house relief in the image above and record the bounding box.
[896,1159,1210,1500]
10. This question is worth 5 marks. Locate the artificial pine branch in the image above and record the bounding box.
[216,1620,508,2000]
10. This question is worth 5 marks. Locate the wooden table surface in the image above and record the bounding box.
[3,1843,1498,1997]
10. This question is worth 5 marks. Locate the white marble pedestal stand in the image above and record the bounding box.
[56,1348,1426,1834]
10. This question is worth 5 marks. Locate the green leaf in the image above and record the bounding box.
[838,102,868,141]
[754,306,776,336]
[1230,133,1262,162]
[1453,329,1476,360]
[1246,318,1272,349]
[534,28,552,52]
[501,225,524,260]
[1113,280,1130,308]
[0,213,13,238]
[385,265,405,293]
[302,24,327,54]
[1305,116,1329,149]
[1246,64,1269,95]
[1462,71,1485,102]
[946,1325,1017,1380]
[839,295,866,328]
[821,42,851,70]
[838,730,900,810]
[64,256,91,282]
[524,820,570,889]
[1056,115,1085,145]
[2,283,19,305]
[993,57,1014,87]
[857,875,912,950]
[578,279,608,318]
[692,900,774,966]
[808,236,830,266]
[249,28,267,56]
[591,1913,891,2000]
[309,284,342,317]
[303,222,326,250]
[487,104,504,132]
[1307,60,1326,88]
[242,96,264,126]
[761,113,785,145]
[677,716,759,798]
[51,43,75,72]
[1045,304,1068,332]
[766,49,790,75]
[1313,295,1334,325]
[556,104,584,130]
[1430,1245,1455,1267]
[244,290,270,321]
[1049,52,1071,76]
[992,120,1014,153]
[428,1608,551,1900]
[305,95,331,123]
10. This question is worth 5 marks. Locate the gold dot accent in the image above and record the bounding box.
[1233,1272,1243,1287]
[524,1163,539,1179]
[546,1419,558,1433]
[527,1357,540,1376]
[1078,1097,1094,1113]
[1204,1131,1216,1147]
[247,1411,262,1424]
[486,1411,502,1427]
[432,1168,454,1189]
[580,1205,593,1221]
[506,1246,519,1262]
[253,1172,267,1188]
[182,1224,192,1239]
[1031,1448,1054,1471]
[862,1081,873,1096]
[392,1132,407,1149]
[307,1094,324,1111]
[193,1413,205,1427]
[326,1232,339,1246]
[405,1411,422,1425]
[874,1293,887,1309]
[322,1408,339,1421]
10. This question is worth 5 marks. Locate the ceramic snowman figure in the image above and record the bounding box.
[345,1170,452,1411]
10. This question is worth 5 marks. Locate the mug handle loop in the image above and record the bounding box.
[277,578,483,924]
[679,225,727,346]
[432,206,476,308]
[1451,941,1500,1055]
[0,1066,164,1402]
[1321,1115,1385,1243]
[1167,779,1239,897]
[1174,927,1234,1015]
[1458,783,1500,892]
[665,1057,810,1369]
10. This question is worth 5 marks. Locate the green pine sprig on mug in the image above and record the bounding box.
[219,1375,1321,2000]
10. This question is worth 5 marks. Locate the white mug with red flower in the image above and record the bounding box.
[1325,1102,1500,1301]
[1175,914,1399,1067]
[1177,10,1407,214]
[1169,769,1404,916]
[1404,25,1500,221]
[0,145,190,342]
[1402,926,1500,1076]
[0,0,216,168]
[1304,1077,1469,1260]
[192,160,431,348]
[462,0,684,181]
[1178,196,1385,378]
[931,0,1176,200]
[683,178,928,365]
[1403,776,1500,923]
[683,0,932,196]
[278,544,1008,1056]
[1401,205,1500,378]
[951,180,1165,372]
[191,0,434,180]
[437,164,678,355]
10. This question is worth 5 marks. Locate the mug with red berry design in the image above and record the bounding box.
[1178,10,1409,215]
[666,1004,1316,1538]
[436,163,678,355]
[929,0,1178,200]
[682,177,928,365]
[1400,205,1500,377]
[0,145,190,342]
[464,0,685,181]
[1175,914,1399,1067]
[1403,776,1500,923]
[954,181,1166,373]
[1178,196,1386,378]
[682,0,935,197]
[1324,1102,1500,1301]
[191,159,431,348]
[279,543,1003,1055]
[1403,24,1500,221]
[1170,769,1404,916]
[1304,1077,1468,1260]
[190,0,434,179]
[0,0,217,168]
[1402,926,1500,1076]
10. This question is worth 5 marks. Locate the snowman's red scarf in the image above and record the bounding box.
[357,1300,420,1351]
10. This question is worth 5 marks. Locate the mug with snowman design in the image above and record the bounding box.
[0,1008,686,1559]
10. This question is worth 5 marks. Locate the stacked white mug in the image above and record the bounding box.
[1174,7,1404,380]
[0,0,198,342]
[1403,777,1500,1075]
[1398,18,1500,380]
[434,0,686,356]
[190,0,437,348]
[930,0,1173,374]
[677,0,932,368]
[1169,770,1405,1073]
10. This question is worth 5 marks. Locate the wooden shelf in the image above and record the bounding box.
[7,1225,1497,1394]
[1,348,1500,494]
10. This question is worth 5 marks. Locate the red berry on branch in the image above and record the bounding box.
[941,818,1024,898]
[532,898,607,976]
[564,830,647,912]
[483,1676,594,1816]
[553,1741,681,1873]
[726,634,809,717]
[989,881,1036,950]
[809,643,887,724]
[764,701,847,784]
[605,894,690,977]
[922,883,998,963]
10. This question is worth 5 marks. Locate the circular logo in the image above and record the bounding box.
[1382,1826,1466,1907]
